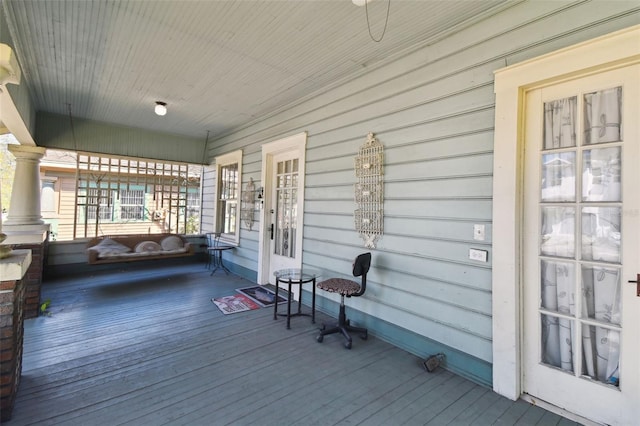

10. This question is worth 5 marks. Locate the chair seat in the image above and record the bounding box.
[317,278,361,296]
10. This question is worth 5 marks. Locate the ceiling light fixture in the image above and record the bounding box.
[154,101,167,116]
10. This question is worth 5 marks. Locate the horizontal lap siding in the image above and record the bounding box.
[205,1,640,365]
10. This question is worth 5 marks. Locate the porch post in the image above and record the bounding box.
[2,144,49,319]
[4,144,45,226]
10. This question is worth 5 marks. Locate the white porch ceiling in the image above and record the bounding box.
[2,0,509,140]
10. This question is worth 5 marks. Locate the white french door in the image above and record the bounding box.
[257,132,306,287]
[522,65,639,425]
[267,150,301,280]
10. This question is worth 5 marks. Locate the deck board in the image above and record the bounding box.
[8,262,580,425]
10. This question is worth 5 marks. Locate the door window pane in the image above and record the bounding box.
[541,207,575,258]
[541,152,576,201]
[582,147,621,202]
[584,87,622,145]
[581,266,621,325]
[581,325,620,386]
[541,314,574,373]
[274,159,297,258]
[544,96,577,149]
[581,207,621,263]
[541,260,575,315]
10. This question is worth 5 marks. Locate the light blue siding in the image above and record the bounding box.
[34,0,640,386]
[203,1,640,384]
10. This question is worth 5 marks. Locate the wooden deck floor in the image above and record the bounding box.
[9,262,579,425]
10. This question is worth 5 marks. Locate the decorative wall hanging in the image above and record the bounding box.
[241,178,256,230]
[354,132,384,248]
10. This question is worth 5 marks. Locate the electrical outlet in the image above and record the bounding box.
[469,248,488,262]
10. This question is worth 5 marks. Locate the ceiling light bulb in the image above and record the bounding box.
[352,0,373,6]
[155,101,167,116]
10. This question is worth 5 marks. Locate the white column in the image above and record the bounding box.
[4,144,45,226]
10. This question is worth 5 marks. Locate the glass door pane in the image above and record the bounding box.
[274,159,298,258]
[538,87,623,387]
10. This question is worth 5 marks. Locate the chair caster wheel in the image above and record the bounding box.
[344,341,352,349]
[316,334,324,343]
[361,332,368,340]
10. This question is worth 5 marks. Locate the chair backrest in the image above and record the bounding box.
[350,252,371,297]
[206,232,221,247]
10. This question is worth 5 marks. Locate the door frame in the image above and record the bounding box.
[256,131,307,284]
[492,25,640,402]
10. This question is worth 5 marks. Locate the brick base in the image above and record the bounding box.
[0,278,26,422]
[10,239,48,319]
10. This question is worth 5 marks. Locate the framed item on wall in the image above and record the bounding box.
[354,132,384,248]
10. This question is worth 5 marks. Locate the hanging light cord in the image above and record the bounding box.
[365,0,391,43]
[201,130,210,165]
[67,103,78,152]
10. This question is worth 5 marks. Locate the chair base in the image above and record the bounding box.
[316,298,367,349]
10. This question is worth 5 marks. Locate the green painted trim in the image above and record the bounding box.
[224,261,257,282]
[35,112,205,164]
[306,292,493,388]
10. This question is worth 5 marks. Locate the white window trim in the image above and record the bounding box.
[213,149,242,245]
[492,25,640,400]
[41,177,58,215]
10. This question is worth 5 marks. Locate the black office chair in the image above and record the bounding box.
[316,252,371,349]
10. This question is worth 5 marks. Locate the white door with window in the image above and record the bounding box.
[257,132,307,288]
[268,150,301,278]
[522,65,639,425]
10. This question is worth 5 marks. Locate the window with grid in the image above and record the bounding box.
[120,189,145,220]
[186,190,200,217]
[214,150,242,244]
[73,152,202,239]
[86,188,113,221]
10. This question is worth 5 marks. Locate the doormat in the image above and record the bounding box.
[211,294,260,315]
[236,285,287,307]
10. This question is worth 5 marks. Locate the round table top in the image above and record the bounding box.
[208,245,234,251]
[274,268,320,281]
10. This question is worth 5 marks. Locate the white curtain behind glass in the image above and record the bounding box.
[581,267,621,385]
[541,88,622,387]
[541,261,574,372]
[544,97,577,149]
[584,87,622,144]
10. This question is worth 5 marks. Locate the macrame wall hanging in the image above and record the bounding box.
[354,132,384,248]
[241,178,256,230]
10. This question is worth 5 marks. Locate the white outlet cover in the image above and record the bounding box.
[469,248,488,262]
